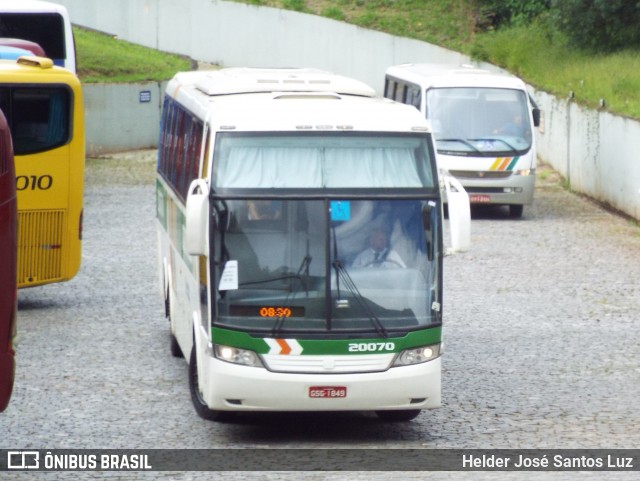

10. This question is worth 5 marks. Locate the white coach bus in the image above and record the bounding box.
[385,63,540,218]
[157,68,470,422]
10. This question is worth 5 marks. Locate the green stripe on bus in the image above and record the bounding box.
[211,326,441,355]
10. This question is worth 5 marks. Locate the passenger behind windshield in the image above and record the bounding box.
[493,113,525,137]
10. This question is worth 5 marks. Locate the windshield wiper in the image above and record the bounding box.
[332,260,388,338]
[240,273,305,288]
[271,252,312,336]
[470,137,519,151]
[437,138,480,152]
[326,224,387,337]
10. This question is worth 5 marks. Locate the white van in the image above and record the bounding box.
[385,63,540,218]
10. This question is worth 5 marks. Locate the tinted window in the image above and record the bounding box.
[0,87,71,155]
[0,13,66,59]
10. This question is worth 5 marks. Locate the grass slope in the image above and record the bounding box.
[74,1,640,119]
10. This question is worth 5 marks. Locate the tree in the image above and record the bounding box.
[552,0,640,52]
[473,0,551,30]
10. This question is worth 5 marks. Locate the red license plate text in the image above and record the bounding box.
[469,194,491,203]
[308,386,347,398]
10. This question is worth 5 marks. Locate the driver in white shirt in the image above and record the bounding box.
[352,228,406,268]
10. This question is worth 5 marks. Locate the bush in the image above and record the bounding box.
[551,0,640,52]
[473,0,551,30]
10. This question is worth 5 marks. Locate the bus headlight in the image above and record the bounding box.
[214,345,263,367]
[513,169,534,176]
[393,344,441,366]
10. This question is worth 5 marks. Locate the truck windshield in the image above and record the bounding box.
[426,87,532,157]
[213,198,441,336]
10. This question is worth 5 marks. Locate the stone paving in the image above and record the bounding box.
[1,153,639,480]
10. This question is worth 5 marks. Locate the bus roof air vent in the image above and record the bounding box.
[273,93,342,100]
[195,68,376,98]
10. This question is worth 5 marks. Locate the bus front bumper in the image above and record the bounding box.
[460,173,535,206]
[200,355,441,412]
[458,174,536,205]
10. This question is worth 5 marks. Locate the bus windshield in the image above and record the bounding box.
[426,87,532,157]
[0,13,67,65]
[212,132,436,189]
[214,197,440,336]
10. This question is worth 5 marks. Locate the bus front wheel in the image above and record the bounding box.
[375,409,422,422]
[509,204,524,218]
[188,347,233,422]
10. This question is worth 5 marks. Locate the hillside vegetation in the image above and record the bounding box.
[74,0,640,119]
[74,27,192,83]
[236,0,640,119]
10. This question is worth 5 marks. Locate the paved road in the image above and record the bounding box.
[1,152,639,480]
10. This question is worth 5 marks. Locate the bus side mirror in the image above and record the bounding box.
[532,107,541,127]
[443,175,470,254]
[185,179,209,256]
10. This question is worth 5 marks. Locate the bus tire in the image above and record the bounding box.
[188,347,233,422]
[170,333,183,358]
[375,409,422,422]
[509,204,524,218]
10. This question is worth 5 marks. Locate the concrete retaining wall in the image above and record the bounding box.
[57,0,640,220]
[84,82,167,155]
[533,90,640,219]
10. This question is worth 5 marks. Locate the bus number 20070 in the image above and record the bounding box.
[348,342,396,352]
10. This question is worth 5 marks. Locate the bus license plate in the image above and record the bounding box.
[309,386,347,398]
[469,194,491,203]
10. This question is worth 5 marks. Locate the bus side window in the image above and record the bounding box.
[407,85,421,110]
[394,83,406,103]
[184,117,202,196]
[384,79,396,100]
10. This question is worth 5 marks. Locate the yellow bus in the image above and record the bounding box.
[0,56,84,288]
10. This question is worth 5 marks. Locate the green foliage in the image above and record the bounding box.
[473,0,551,30]
[550,0,640,53]
[322,7,346,21]
[282,0,307,12]
[472,18,640,118]
[76,0,640,119]
[74,26,192,83]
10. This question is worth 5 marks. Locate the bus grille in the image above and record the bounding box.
[17,210,65,286]
[262,354,394,373]
[449,170,513,179]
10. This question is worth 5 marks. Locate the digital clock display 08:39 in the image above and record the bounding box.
[229,305,305,318]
